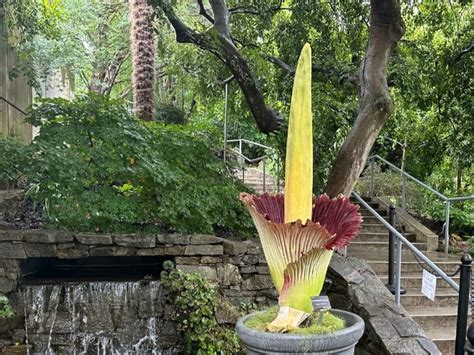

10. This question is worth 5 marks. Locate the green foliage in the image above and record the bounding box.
[381,1,473,179]
[161,266,241,354]
[245,306,345,335]
[0,296,14,319]
[357,166,473,236]
[12,94,253,236]
[8,0,474,211]
[0,135,28,183]
[6,0,130,95]
[155,103,187,125]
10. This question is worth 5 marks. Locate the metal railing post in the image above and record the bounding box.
[394,236,402,307]
[276,156,281,193]
[445,201,451,255]
[455,253,471,355]
[386,206,406,295]
[387,205,396,291]
[262,157,266,192]
[401,175,407,212]
[370,158,375,197]
[465,266,474,354]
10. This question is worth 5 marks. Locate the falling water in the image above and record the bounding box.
[22,281,167,354]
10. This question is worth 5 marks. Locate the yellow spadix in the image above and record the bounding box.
[284,43,313,224]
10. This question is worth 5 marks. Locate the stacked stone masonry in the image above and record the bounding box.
[0,228,440,354]
[0,230,277,304]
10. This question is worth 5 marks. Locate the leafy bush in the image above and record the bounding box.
[0,135,28,184]
[6,94,253,236]
[161,261,241,354]
[155,103,187,125]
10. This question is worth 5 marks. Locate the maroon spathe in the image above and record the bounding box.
[240,192,362,250]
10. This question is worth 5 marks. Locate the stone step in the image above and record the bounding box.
[424,327,455,355]
[244,182,276,188]
[405,306,458,328]
[352,201,380,209]
[359,209,387,217]
[401,290,458,307]
[241,176,275,182]
[348,241,427,253]
[359,223,393,233]
[360,216,390,224]
[379,274,460,290]
[368,260,460,274]
[356,231,416,242]
[353,250,460,262]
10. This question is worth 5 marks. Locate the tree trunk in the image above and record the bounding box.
[324,0,405,197]
[129,0,155,121]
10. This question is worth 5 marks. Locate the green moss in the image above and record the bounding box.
[245,307,345,335]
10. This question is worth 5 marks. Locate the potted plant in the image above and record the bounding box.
[236,44,364,354]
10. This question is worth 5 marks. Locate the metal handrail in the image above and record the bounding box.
[352,192,460,306]
[229,149,266,164]
[225,138,280,193]
[368,155,474,254]
[226,138,273,151]
[0,96,27,115]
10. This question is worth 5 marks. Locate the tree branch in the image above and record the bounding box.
[152,0,279,133]
[267,55,359,87]
[228,2,290,16]
[324,0,405,197]
[453,42,473,62]
[196,0,214,24]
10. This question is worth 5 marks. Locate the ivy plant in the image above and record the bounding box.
[161,261,241,354]
[0,296,14,319]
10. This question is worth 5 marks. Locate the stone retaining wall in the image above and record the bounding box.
[0,227,438,353]
[0,229,277,352]
[0,229,277,303]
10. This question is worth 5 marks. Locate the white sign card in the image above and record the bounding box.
[421,269,437,301]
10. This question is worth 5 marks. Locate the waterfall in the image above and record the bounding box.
[22,281,167,354]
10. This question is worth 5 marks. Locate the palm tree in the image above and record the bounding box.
[129,0,155,121]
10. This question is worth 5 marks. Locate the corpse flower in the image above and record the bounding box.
[240,44,362,333]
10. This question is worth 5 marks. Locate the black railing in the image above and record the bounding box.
[463,255,474,354]
[0,95,27,115]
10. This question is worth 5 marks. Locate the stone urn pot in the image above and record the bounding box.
[236,309,364,355]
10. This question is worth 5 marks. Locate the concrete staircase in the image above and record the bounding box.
[236,167,279,193]
[350,198,461,354]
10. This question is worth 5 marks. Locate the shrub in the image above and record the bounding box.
[0,134,28,184]
[15,94,254,236]
[155,103,187,125]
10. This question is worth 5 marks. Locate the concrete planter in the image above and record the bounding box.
[236,309,364,354]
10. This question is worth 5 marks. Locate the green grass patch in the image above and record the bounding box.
[245,306,345,335]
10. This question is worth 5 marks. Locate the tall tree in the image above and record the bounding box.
[154,0,404,196]
[324,0,404,197]
[130,0,156,121]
